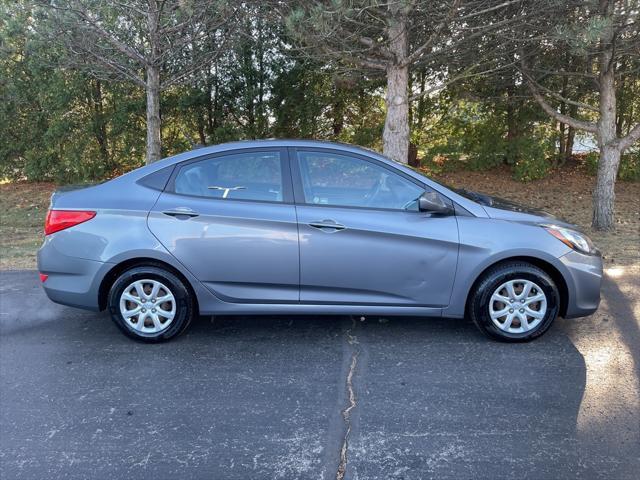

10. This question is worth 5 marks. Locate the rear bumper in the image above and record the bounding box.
[559,250,603,319]
[37,238,111,311]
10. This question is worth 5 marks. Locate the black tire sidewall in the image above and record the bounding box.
[471,265,559,342]
[107,266,193,342]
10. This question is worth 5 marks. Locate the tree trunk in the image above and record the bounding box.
[145,4,162,164]
[565,125,575,163]
[564,103,577,165]
[331,79,345,136]
[145,65,162,164]
[332,99,345,136]
[592,0,618,231]
[415,69,427,129]
[557,73,569,165]
[382,9,409,163]
[91,79,111,169]
[505,89,517,165]
[408,142,419,167]
[383,64,410,163]
[616,62,626,137]
[557,121,566,165]
[592,145,621,230]
[205,71,216,138]
[197,118,206,145]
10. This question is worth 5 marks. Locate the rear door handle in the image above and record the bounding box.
[309,220,346,231]
[162,207,199,218]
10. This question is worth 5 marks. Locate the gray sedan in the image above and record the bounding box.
[37,140,602,342]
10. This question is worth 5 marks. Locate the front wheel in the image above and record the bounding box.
[107,265,194,342]
[468,262,560,342]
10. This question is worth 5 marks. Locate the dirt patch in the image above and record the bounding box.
[0,169,638,270]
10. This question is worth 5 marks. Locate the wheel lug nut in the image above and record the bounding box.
[152,309,156,313]
[510,299,514,303]
[520,299,525,303]
[152,299,156,303]
[519,308,525,313]
[141,308,146,313]
[509,309,514,313]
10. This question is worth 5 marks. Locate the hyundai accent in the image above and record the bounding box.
[37,140,602,342]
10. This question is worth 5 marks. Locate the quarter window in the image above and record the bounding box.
[174,151,283,202]
[296,151,424,210]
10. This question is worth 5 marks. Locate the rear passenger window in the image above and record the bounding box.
[174,151,283,202]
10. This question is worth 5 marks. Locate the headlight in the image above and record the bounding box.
[543,224,597,255]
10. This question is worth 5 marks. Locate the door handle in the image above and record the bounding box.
[162,207,199,218]
[309,220,346,231]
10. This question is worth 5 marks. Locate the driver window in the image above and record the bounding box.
[296,151,424,210]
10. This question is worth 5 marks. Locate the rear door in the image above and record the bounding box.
[292,148,459,307]
[148,148,299,303]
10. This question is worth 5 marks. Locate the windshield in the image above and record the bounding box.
[402,164,493,206]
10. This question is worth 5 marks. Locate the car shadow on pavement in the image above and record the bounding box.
[602,274,640,380]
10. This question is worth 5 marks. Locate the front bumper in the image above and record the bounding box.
[559,250,603,319]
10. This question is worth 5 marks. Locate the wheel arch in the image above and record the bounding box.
[98,257,200,313]
[464,256,569,318]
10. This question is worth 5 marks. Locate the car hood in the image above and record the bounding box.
[478,194,576,228]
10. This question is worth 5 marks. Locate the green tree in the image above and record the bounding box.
[35,0,238,164]
[521,0,640,230]
[278,0,531,163]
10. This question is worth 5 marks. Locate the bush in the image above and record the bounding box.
[584,152,599,175]
[513,152,549,182]
[619,152,640,181]
[460,115,507,171]
[511,136,552,182]
[583,150,640,181]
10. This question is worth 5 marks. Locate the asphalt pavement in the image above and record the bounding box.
[1,270,638,479]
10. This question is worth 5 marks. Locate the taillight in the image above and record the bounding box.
[39,273,49,283]
[44,210,96,235]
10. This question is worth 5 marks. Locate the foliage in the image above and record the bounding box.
[584,151,640,182]
[0,1,638,186]
[414,94,555,181]
[511,136,552,182]
[583,152,599,176]
[618,152,640,182]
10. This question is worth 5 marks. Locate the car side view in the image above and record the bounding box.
[37,140,603,342]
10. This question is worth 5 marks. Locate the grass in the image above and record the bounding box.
[0,168,638,270]
[0,182,54,269]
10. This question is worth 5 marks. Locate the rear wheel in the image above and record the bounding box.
[107,266,194,342]
[469,262,559,342]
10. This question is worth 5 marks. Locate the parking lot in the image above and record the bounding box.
[1,269,638,479]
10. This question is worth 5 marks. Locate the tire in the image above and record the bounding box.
[468,261,560,342]
[107,265,195,342]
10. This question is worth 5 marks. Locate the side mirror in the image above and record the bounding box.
[418,191,453,215]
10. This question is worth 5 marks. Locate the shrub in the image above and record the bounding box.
[619,151,640,181]
[512,136,552,182]
[583,150,639,181]
[584,152,599,175]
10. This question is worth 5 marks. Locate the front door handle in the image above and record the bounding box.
[162,207,199,218]
[309,220,346,231]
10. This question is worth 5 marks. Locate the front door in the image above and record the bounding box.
[292,149,459,307]
[148,148,299,303]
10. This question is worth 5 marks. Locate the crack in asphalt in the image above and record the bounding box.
[336,317,360,480]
